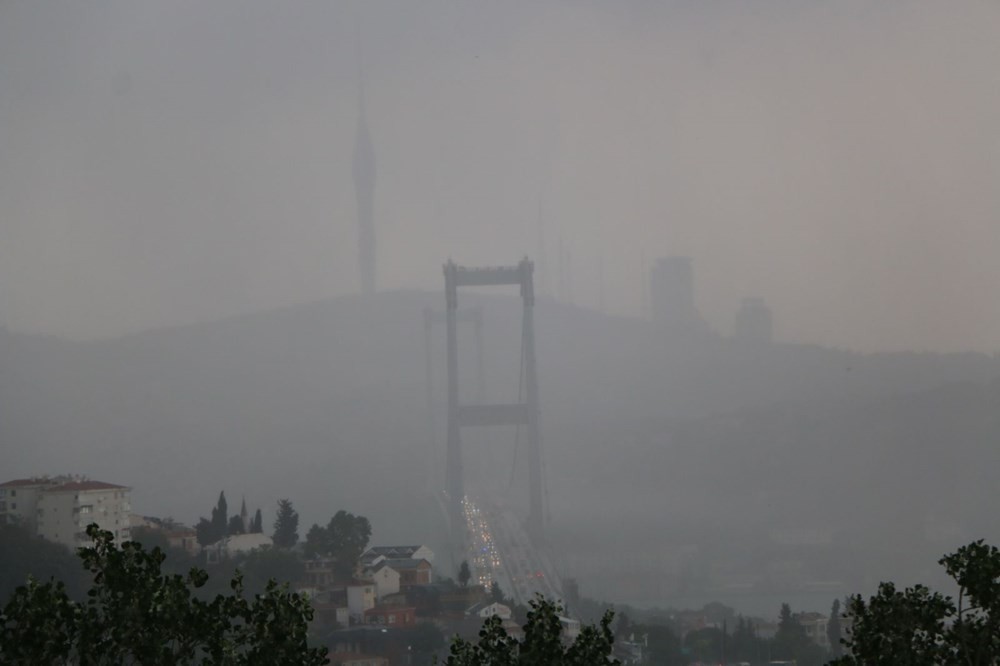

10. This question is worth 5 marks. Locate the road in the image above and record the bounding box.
[461,496,563,608]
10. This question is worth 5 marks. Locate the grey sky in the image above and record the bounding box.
[1,1,998,352]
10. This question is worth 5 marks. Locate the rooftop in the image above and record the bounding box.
[1,476,127,491]
[49,481,128,492]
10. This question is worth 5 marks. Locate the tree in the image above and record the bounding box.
[129,526,196,576]
[239,548,306,593]
[489,581,506,605]
[614,610,631,639]
[832,539,1000,665]
[195,517,219,547]
[195,491,231,547]
[458,560,472,588]
[409,621,446,662]
[686,626,724,664]
[304,523,331,559]
[0,523,86,603]
[773,603,808,660]
[0,524,327,665]
[272,499,299,549]
[640,623,683,666]
[326,510,371,578]
[227,514,246,536]
[212,491,228,539]
[442,595,620,665]
[730,615,758,664]
[827,598,843,659]
[302,510,371,579]
[251,508,263,534]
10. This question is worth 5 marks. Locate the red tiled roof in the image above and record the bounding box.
[48,481,128,492]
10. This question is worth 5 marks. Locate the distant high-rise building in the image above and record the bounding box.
[649,256,708,334]
[734,297,773,344]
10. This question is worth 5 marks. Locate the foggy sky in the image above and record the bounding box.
[1,1,999,352]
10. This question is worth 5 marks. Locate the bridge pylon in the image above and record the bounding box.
[443,259,544,545]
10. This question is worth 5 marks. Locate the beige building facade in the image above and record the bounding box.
[1,476,131,549]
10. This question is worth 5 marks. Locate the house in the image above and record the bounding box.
[795,611,830,649]
[363,605,417,628]
[559,616,581,641]
[466,600,512,620]
[380,558,433,587]
[309,590,350,629]
[130,515,198,555]
[204,533,273,563]
[163,526,199,554]
[368,562,401,601]
[615,635,646,664]
[360,545,434,568]
[1,476,132,548]
[347,582,376,621]
[305,557,337,588]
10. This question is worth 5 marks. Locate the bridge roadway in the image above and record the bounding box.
[461,496,563,608]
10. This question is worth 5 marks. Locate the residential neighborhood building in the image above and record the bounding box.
[130,515,198,555]
[466,600,512,621]
[368,562,401,601]
[795,611,831,650]
[305,557,338,588]
[0,478,56,530]
[360,545,434,568]
[363,605,416,628]
[347,582,376,620]
[204,533,273,564]
[380,558,432,587]
[1,476,131,548]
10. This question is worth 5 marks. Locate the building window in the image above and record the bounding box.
[10,503,15,510]
[10,490,15,497]
[0,489,6,498]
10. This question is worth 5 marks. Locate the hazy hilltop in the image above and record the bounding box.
[2,292,998,601]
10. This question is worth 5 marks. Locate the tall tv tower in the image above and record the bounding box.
[352,32,376,296]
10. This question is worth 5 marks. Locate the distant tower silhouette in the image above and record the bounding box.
[352,46,376,296]
[734,297,773,344]
[649,256,709,335]
[240,497,249,533]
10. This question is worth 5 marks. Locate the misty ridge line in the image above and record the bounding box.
[1,2,998,351]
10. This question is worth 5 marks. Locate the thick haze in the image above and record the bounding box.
[2,1,1000,352]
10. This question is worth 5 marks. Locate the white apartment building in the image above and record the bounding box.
[0,476,132,549]
[0,478,53,531]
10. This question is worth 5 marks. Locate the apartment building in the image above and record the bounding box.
[0,476,132,549]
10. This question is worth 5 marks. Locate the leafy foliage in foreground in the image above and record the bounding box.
[834,540,1000,665]
[442,596,620,665]
[0,524,327,665]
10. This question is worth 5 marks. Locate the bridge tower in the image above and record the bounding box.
[423,305,484,494]
[443,259,544,543]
